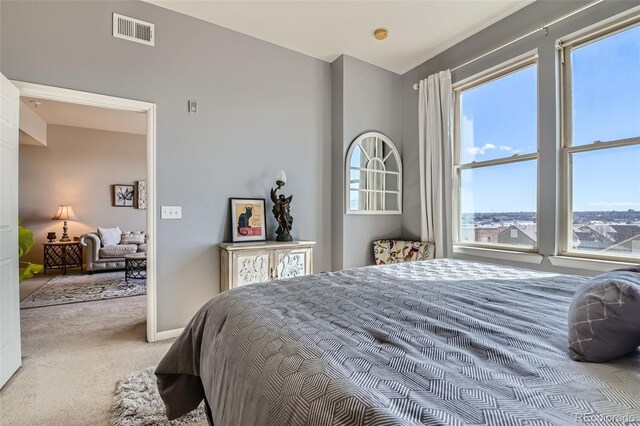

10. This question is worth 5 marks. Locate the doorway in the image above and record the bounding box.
[13,81,158,343]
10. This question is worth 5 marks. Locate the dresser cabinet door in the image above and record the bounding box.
[274,248,312,280]
[232,250,270,287]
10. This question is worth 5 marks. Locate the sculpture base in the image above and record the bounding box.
[276,233,293,242]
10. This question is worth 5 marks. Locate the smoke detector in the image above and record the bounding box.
[113,13,154,46]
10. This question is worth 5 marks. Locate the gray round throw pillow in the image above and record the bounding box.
[568,268,640,362]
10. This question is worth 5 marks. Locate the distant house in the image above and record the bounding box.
[604,235,640,254]
[498,225,537,246]
[610,224,640,244]
[572,224,640,253]
[476,227,501,244]
[459,226,501,244]
[603,227,640,255]
[571,225,615,251]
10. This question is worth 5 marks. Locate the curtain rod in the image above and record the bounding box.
[412,0,604,90]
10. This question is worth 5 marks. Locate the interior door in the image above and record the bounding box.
[0,74,21,389]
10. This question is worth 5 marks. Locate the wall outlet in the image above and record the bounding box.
[161,206,182,219]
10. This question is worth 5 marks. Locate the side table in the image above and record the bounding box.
[124,253,147,282]
[43,241,83,275]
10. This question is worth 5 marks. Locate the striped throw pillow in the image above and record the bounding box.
[120,232,146,245]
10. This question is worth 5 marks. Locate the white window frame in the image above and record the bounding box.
[558,12,640,262]
[452,52,539,254]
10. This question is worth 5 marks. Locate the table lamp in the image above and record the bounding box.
[51,205,79,242]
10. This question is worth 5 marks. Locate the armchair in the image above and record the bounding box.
[373,240,435,265]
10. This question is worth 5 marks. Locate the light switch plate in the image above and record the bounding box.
[161,206,182,219]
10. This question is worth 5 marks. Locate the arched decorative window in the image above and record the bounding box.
[345,131,402,214]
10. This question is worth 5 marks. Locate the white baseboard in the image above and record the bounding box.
[155,327,184,341]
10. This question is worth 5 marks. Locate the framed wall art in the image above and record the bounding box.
[112,184,135,207]
[136,180,148,209]
[230,198,266,242]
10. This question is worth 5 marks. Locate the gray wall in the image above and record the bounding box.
[332,55,402,269]
[1,1,331,331]
[401,0,640,275]
[19,125,147,265]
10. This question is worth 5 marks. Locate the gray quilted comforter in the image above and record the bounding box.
[156,259,640,425]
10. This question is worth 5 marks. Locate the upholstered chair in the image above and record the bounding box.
[373,240,435,265]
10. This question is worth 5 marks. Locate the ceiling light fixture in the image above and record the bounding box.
[374,28,388,41]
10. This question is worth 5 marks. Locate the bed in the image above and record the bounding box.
[156,259,640,425]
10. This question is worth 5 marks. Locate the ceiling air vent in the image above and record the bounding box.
[113,13,154,46]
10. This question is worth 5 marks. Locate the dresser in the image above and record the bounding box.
[219,240,315,291]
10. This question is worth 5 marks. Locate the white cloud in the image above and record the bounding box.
[466,143,496,155]
[499,145,521,154]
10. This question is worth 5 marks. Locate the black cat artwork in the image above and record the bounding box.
[237,206,253,235]
[230,198,266,242]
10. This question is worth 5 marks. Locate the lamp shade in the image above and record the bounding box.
[275,169,287,184]
[51,205,79,221]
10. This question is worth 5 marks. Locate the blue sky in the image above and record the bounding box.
[460,24,640,214]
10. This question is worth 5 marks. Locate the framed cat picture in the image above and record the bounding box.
[229,198,266,242]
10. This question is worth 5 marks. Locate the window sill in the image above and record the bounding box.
[548,255,637,272]
[453,245,543,264]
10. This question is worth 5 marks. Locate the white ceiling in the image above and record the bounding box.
[145,0,533,74]
[21,97,148,135]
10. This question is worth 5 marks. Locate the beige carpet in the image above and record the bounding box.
[0,294,204,425]
[19,272,57,300]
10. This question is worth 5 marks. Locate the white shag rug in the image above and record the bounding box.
[111,367,206,426]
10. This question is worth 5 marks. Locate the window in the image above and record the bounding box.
[453,55,538,251]
[561,17,640,260]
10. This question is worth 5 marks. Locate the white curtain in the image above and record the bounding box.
[418,70,452,258]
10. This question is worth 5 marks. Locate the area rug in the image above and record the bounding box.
[112,367,206,426]
[21,272,146,309]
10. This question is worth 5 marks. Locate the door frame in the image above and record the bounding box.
[12,81,160,342]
